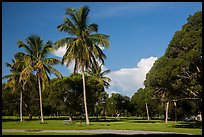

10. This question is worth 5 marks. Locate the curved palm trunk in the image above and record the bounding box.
[20,90,23,122]
[38,75,44,123]
[81,67,90,125]
[145,102,150,121]
[165,101,169,125]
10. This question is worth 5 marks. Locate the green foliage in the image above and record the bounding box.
[106,93,132,116]
[143,11,202,118]
[131,88,163,118]
[86,62,111,89]
[42,73,105,116]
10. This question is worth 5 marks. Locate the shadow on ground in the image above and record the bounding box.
[172,121,202,129]
[94,133,192,136]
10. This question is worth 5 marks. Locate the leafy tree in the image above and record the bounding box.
[131,88,163,118]
[144,11,202,120]
[105,93,132,117]
[17,35,62,123]
[2,83,19,116]
[54,6,110,125]
[42,73,105,118]
[94,91,109,117]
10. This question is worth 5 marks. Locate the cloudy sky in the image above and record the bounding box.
[2,2,202,97]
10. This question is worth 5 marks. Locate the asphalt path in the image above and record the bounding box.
[2,129,192,135]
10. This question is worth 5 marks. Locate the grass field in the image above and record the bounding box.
[2,116,202,135]
[2,132,97,135]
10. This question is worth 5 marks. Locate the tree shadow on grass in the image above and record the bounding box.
[172,121,202,129]
[95,133,192,136]
[127,120,158,123]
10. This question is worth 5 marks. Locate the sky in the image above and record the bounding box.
[2,2,202,98]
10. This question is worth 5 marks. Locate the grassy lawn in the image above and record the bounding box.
[2,116,202,135]
[2,132,97,135]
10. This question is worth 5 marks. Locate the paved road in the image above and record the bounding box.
[2,129,192,135]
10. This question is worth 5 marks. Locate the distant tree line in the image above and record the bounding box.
[2,73,133,118]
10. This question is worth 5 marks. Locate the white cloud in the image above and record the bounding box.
[52,45,75,72]
[52,46,158,98]
[106,57,158,97]
[52,45,66,58]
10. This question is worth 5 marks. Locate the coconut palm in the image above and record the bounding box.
[86,62,111,89]
[17,35,62,123]
[54,6,110,125]
[2,52,28,121]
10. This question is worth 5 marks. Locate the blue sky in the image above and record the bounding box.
[2,2,202,97]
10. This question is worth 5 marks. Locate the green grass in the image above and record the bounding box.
[2,132,97,135]
[2,116,202,135]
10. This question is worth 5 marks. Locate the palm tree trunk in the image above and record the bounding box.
[81,67,90,125]
[20,91,23,122]
[38,75,44,123]
[165,101,169,125]
[145,102,150,120]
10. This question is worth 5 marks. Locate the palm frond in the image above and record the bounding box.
[19,66,33,83]
[80,6,90,29]
[26,35,43,57]
[54,37,75,49]
[94,45,107,63]
[40,69,50,91]
[90,33,110,48]
[14,52,25,61]
[43,64,51,76]
[102,76,111,82]
[5,62,12,68]
[47,65,62,79]
[17,40,33,55]
[40,40,53,59]
[2,74,14,80]
[66,8,78,26]
[44,58,61,65]
[63,17,76,30]
[86,23,98,33]
[101,69,111,76]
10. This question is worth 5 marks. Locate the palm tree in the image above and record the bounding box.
[86,62,111,119]
[2,53,27,122]
[17,35,62,123]
[86,62,111,89]
[54,6,110,125]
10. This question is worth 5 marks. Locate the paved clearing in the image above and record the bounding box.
[2,129,192,135]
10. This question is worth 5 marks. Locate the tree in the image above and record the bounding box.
[54,6,110,125]
[86,62,111,118]
[86,62,111,89]
[144,11,202,121]
[2,53,28,121]
[17,35,62,123]
[2,83,19,116]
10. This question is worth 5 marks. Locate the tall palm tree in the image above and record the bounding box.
[2,53,27,122]
[54,6,110,125]
[86,62,111,89]
[17,35,62,123]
